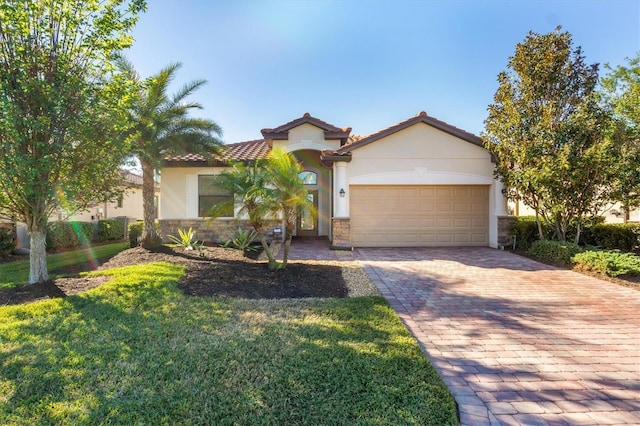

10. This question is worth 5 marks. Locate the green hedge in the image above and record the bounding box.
[94,219,125,242]
[509,216,551,250]
[128,221,160,247]
[573,250,640,277]
[128,221,143,247]
[510,216,637,251]
[46,221,93,251]
[0,226,15,256]
[580,223,640,252]
[527,240,582,265]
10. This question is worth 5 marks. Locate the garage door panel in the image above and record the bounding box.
[350,185,489,247]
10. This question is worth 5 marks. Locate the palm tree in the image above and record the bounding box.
[118,57,223,247]
[266,148,316,268]
[206,161,280,270]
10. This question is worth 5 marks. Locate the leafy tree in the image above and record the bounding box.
[206,162,280,270]
[483,27,612,243]
[117,58,223,247]
[266,148,316,268]
[0,0,146,284]
[600,53,640,218]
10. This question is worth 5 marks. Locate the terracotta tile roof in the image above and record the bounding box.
[163,112,485,165]
[220,139,270,161]
[163,139,270,165]
[337,111,483,154]
[123,171,144,186]
[261,112,351,144]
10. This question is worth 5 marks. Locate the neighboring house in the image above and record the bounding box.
[509,201,640,224]
[52,171,160,223]
[160,112,510,248]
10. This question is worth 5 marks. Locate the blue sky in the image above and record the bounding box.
[126,0,640,144]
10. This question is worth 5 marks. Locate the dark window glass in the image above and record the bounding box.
[199,175,233,217]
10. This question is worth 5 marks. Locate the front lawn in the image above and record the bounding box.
[0,242,128,289]
[0,262,458,425]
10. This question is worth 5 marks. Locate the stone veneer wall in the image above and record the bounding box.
[159,219,283,244]
[497,216,517,247]
[331,217,351,249]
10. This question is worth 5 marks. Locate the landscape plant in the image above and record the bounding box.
[484,27,613,244]
[206,162,280,269]
[573,250,640,277]
[167,227,202,251]
[583,223,640,252]
[265,148,317,268]
[527,240,582,265]
[94,219,125,242]
[223,227,259,252]
[46,221,94,251]
[600,53,640,216]
[0,0,147,283]
[0,226,14,256]
[116,57,223,248]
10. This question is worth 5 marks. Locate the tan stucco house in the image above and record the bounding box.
[160,112,510,248]
[51,171,159,223]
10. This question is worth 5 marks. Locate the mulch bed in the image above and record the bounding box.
[0,245,350,306]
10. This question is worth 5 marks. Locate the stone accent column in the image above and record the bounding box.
[331,217,351,250]
[498,216,517,248]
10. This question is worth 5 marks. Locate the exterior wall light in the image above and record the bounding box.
[339,188,346,198]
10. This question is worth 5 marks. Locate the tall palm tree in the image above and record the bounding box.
[266,148,316,268]
[206,161,280,270]
[118,57,223,247]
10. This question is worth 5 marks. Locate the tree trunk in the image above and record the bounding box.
[281,218,295,268]
[573,222,582,245]
[535,210,545,240]
[258,232,278,270]
[140,159,159,248]
[29,228,48,284]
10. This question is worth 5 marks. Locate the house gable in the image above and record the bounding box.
[345,119,494,186]
[337,111,484,154]
[261,113,351,143]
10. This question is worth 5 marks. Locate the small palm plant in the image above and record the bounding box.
[167,227,203,252]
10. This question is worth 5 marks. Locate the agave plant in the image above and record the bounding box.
[167,227,202,251]
[223,227,258,251]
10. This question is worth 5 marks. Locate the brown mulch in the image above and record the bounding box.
[0,245,368,306]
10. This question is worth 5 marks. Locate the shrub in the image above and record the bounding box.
[0,225,15,256]
[128,221,143,247]
[95,219,125,242]
[46,221,93,251]
[224,227,258,251]
[580,223,640,252]
[510,216,552,250]
[527,240,582,265]
[573,250,640,277]
[128,221,160,247]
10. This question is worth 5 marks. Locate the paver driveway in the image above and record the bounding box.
[356,247,640,426]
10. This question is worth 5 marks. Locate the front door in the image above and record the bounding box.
[296,190,318,237]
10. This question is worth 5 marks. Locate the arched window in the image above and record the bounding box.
[298,171,317,185]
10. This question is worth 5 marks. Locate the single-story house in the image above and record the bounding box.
[51,171,160,223]
[510,200,640,224]
[160,112,511,248]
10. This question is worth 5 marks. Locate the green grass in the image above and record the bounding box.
[0,262,458,425]
[0,242,128,288]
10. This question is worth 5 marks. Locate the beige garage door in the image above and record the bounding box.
[350,185,489,247]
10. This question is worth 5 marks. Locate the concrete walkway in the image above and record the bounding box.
[356,247,640,426]
[284,240,640,425]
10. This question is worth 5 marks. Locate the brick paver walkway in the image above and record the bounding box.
[356,247,640,426]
